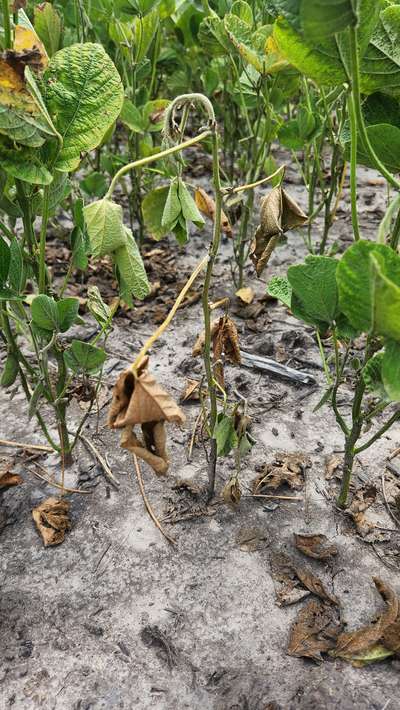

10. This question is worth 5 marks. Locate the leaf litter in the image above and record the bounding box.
[32,496,71,547]
[254,453,311,493]
[293,533,338,561]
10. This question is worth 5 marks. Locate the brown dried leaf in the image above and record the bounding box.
[250,188,307,277]
[120,423,169,476]
[180,379,201,403]
[236,526,267,552]
[333,578,399,661]
[222,477,241,510]
[348,484,377,538]
[254,453,310,493]
[194,187,232,237]
[213,315,241,387]
[294,533,338,561]
[0,461,22,490]
[192,320,219,357]
[292,563,339,605]
[235,286,254,304]
[325,454,342,480]
[270,552,311,607]
[32,497,70,547]
[288,599,342,662]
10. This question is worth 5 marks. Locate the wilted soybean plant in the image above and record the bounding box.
[267,0,400,506]
[0,10,150,468]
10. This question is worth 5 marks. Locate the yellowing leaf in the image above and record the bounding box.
[235,286,254,304]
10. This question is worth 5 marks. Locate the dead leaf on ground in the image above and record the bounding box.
[270,552,311,606]
[32,497,71,547]
[235,287,254,305]
[172,478,200,497]
[250,188,307,277]
[195,187,232,237]
[236,526,268,552]
[292,563,339,605]
[222,477,242,510]
[0,460,22,490]
[288,599,342,662]
[180,378,201,403]
[294,533,338,561]
[108,358,185,476]
[325,454,342,480]
[332,578,399,666]
[254,453,311,493]
[348,484,378,538]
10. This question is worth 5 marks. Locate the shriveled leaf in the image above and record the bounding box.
[213,315,241,387]
[235,286,254,304]
[194,186,232,236]
[0,461,22,490]
[32,496,71,546]
[162,179,181,228]
[120,422,169,476]
[222,477,242,509]
[87,285,112,327]
[294,533,338,561]
[254,452,310,492]
[333,578,398,663]
[292,563,339,605]
[348,484,378,539]
[270,552,311,607]
[180,378,201,403]
[288,599,342,662]
[44,43,124,171]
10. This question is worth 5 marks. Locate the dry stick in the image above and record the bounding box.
[132,453,176,545]
[131,254,208,373]
[0,438,53,452]
[31,467,92,495]
[381,471,400,528]
[250,494,303,502]
[78,433,120,489]
[187,409,204,462]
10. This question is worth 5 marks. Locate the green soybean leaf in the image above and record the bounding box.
[31,294,59,331]
[362,352,387,400]
[142,99,170,132]
[142,186,170,240]
[87,285,112,327]
[337,241,400,333]
[178,179,205,228]
[300,0,356,41]
[81,172,108,198]
[0,352,19,387]
[162,179,181,228]
[267,275,292,308]
[34,2,62,56]
[351,124,400,173]
[120,99,147,133]
[173,218,189,246]
[0,142,52,185]
[0,105,46,148]
[371,254,400,342]
[0,236,10,286]
[71,227,89,270]
[64,340,107,373]
[215,413,238,457]
[8,238,26,294]
[84,198,127,258]
[382,340,400,401]
[45,43,124,172]
[287,255,339,326]
[114,227,150,303]
[57,297,80,333]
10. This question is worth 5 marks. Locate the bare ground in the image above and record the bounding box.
[1,157,400,710]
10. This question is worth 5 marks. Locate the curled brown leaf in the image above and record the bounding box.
[195,187,232,237]
[294,533,338,561]
[32,497,71,547]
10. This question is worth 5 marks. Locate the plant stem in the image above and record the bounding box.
[106,130,211,198]
[38,184,50,293]
[349,25,400,191]
[390,205,400,251]
[354,410,400,454]
[202,129,223,500]
[2,0,11,48]
[348,92,361,241]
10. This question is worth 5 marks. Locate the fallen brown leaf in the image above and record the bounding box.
[333,578,398,664]
[236,526,268,552]
[250,188,307,277]
[288,599,342,662]
[325,454,342,480]
[348,484,378,538]
[0,460,22,490]
[270,552,311,606]
[294,533,338,561]
[32,497,71,547]
[222,477,242,510]
[292,563,339,605]
[254,453,310,493]
[235,286,254,305]
[180,379,201,403]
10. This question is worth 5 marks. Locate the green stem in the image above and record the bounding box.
[348,92,361,241]
[106,130,211,199]
[38,184,50,293]
[354,410,400,454]
[390,204,400,251]
[2,0,11,48]
[349,25,400,191]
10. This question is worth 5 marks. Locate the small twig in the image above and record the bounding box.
[78,433,120,489]
[388,446,400,461]
[222,166,285,195]
[132,453,176,545]
[249,494,303,501]
[0,438,53,452]
[187,409,203,462]
[30,467,92,495]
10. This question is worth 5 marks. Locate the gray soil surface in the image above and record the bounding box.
[1,155,400,710]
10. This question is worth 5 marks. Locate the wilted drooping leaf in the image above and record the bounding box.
[32,496,71,546]
[194,187,232,237]
[288,599,342,662]
[332,578,398,666]
[294,533,338,561]
[254,452,310,493]
[213,315,241,387]
[108,358,185,476]
[250,187,307,277]
[222,477,242,509]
